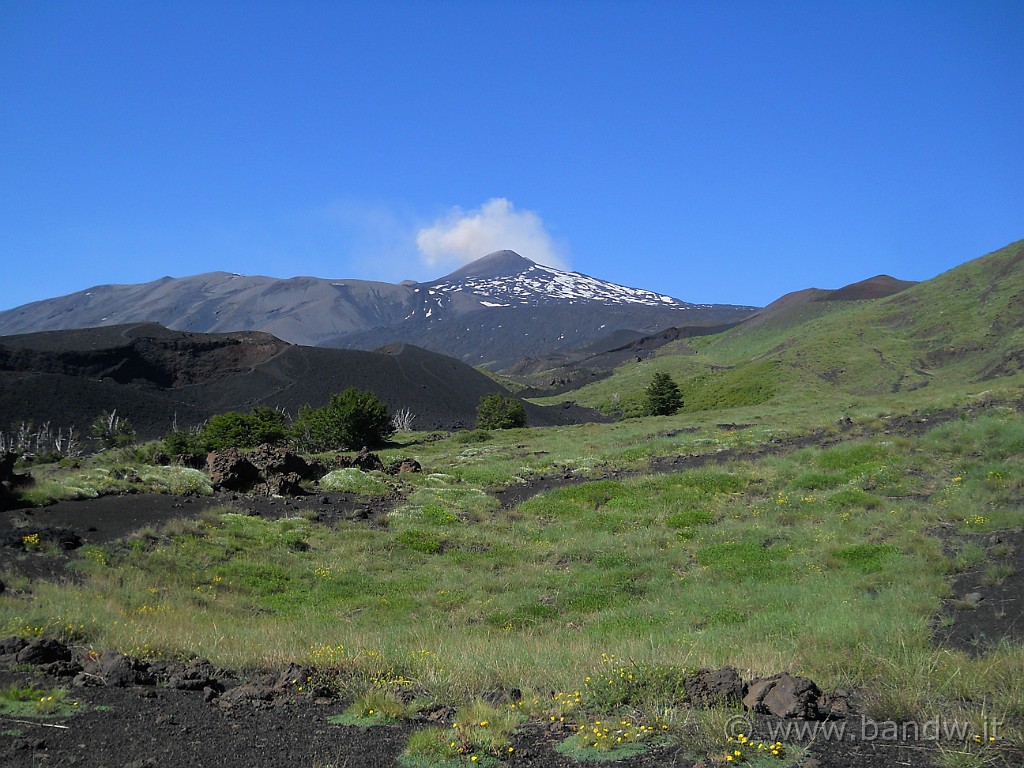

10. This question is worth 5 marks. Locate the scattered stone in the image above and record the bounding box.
[744,672,822,720]
[684,666,746,707]
[962,591,984,606]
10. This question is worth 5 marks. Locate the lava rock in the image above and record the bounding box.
[206,449,260,492]
[744,672,822,720]
[684,666,746,707]
[16,638,72,665]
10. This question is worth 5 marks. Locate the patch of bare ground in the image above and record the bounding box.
[934,527,1024,655]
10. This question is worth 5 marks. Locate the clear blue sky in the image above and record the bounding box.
[2,1,1021,310]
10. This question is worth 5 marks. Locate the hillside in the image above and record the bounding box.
[0,251,756,369]
[534,240,1024,417]
[0,323,606,439]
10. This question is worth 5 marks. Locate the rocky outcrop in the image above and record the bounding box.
[206,448,260,491]
[249,444,324,480]
[0,452,32,511]
[207,445,326,496]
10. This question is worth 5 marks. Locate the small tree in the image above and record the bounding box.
[290,388,394,452]
[644,372,683,416]
[475,393,527,430]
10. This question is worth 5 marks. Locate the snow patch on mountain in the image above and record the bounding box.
[430,262,694,308]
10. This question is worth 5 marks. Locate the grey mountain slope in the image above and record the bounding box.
[0,251,757,368]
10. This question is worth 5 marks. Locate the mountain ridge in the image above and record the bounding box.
[0,252,756,369]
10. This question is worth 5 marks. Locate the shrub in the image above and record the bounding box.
[198,406,287,452]
[162,430,204,458]
[475,393,527,430]
[644,372,683,416]
[290,388,394,452]
[90,410,136,450]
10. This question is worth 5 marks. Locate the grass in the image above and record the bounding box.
[15,460,213,505]
[3,413,1022,718]
[0,684,80,718]
[319,468,394,496]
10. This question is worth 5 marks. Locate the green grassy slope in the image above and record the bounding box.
[541,239,1024,418]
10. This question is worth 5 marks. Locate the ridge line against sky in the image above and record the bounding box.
[2,1,1022,311]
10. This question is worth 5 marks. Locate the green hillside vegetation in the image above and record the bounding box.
[540,240,1024,420]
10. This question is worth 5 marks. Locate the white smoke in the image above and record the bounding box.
[416,198,568,269]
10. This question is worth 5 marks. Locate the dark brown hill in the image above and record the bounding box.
[0,323,605,440]
[738,275,918,331]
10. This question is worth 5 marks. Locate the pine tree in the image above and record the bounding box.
[644,372,683,416]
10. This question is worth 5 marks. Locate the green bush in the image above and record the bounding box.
[453,429,493,444]
[162,430,204,457]
[290,388,394,452]
[644,372,683,416]
[475,393,527,430]
[199,406,287,452]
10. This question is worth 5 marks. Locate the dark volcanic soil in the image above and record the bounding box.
[934,528,1024,655]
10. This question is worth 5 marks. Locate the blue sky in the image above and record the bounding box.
[2,1,1021,311]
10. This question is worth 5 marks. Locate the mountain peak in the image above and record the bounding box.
[439,250,536,281]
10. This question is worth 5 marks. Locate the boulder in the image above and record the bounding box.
[744,672,822,720]
[0,452,31,488]
[16,638,72,665]
[206,448,260,491]
[684,666,746,707]
[85,651,155,687]
[0,636,29,657]
[336,448,385,472]
[387,458,422,475]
